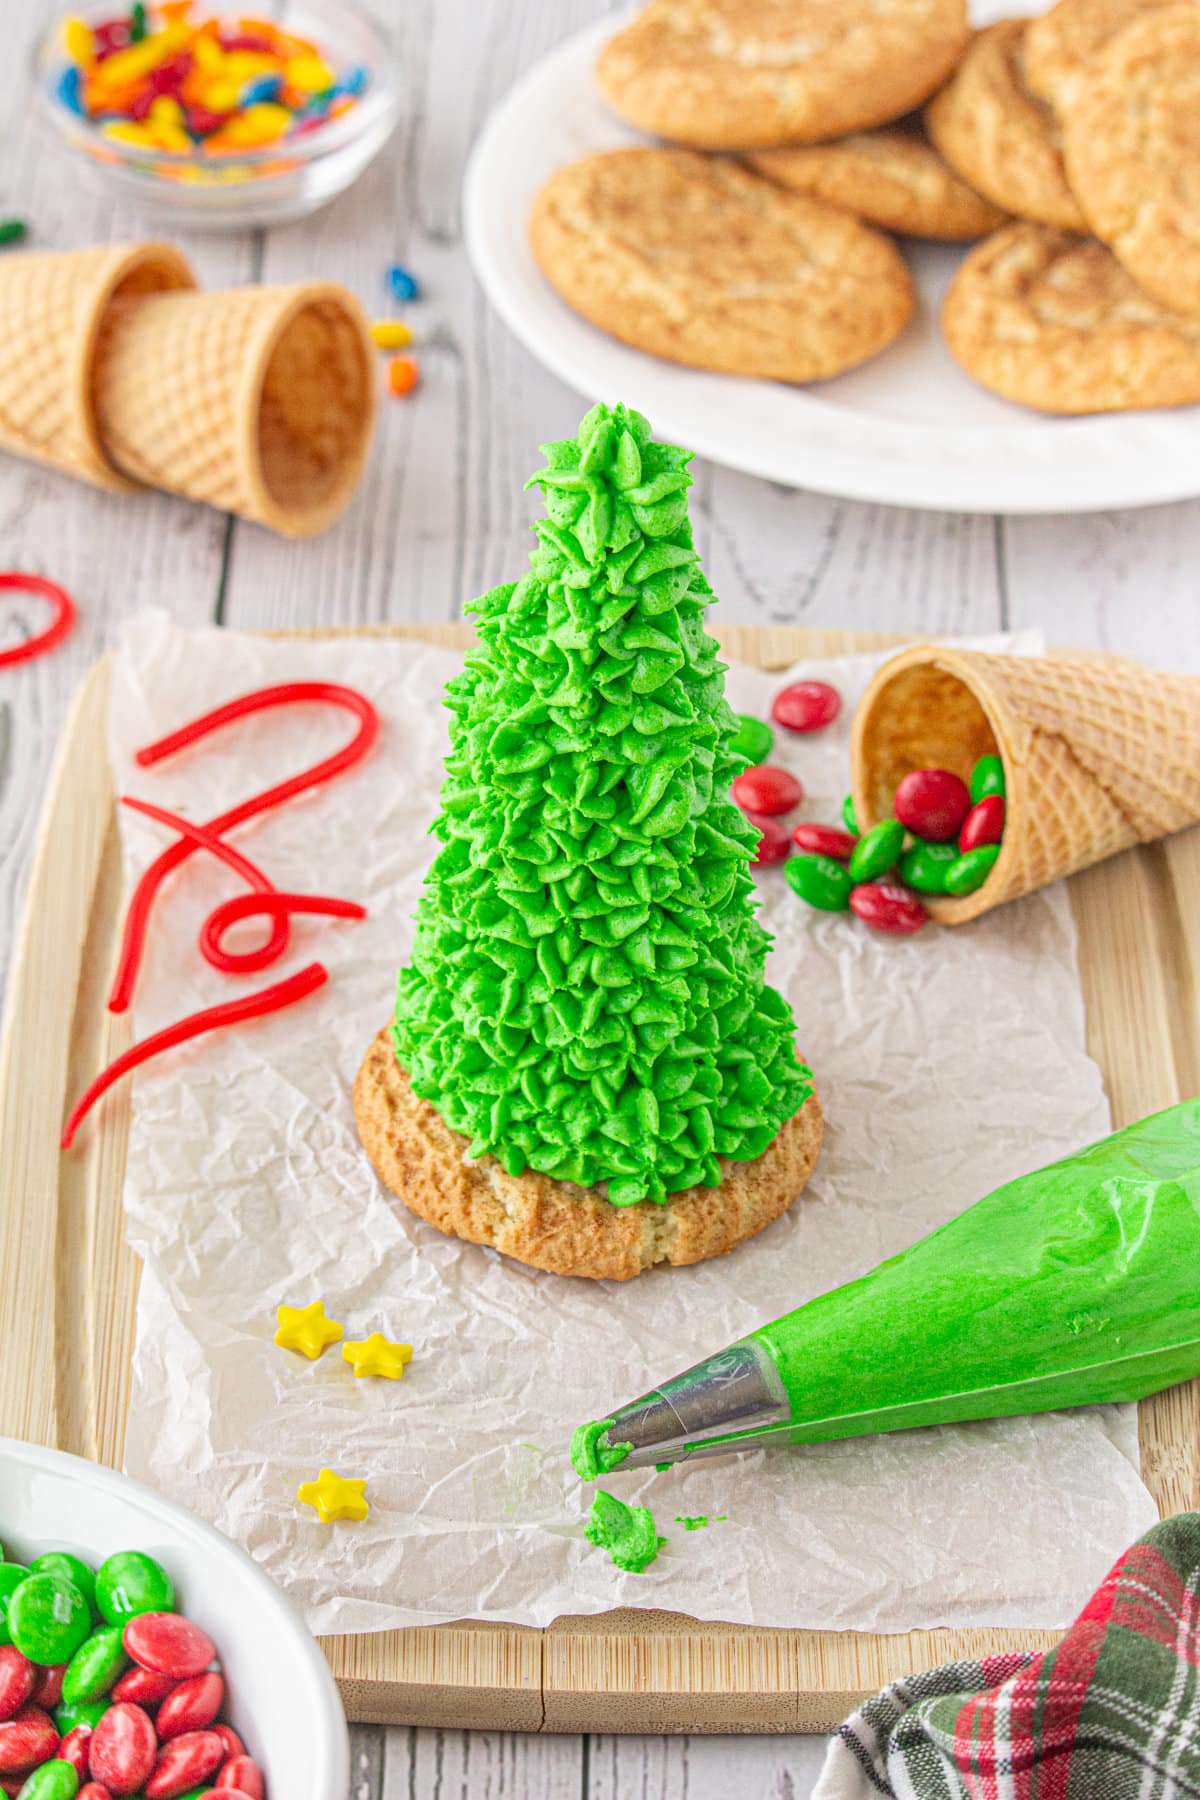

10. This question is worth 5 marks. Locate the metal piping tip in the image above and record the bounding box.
[590,1338,792,1472]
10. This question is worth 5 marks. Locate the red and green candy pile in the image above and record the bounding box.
[730,681,842,869]
[730,681,1006,934]
[0,1544,264,1800]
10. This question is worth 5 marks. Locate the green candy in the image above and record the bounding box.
[9,1577,91,1666]
[95,1551,174,1626]
[784,852,853,912]
[848,819,904,884]
[61,1625,128,1706]
[14,1760,79,1800]
[970,754,1006,803]
[0,1565,28,1647]
[944,844,1001,896]
[54,1699,110,1735]
[730,713,773,767]
[841,793,859,835]
[28,1555,97,1622]
[899,841,960,895]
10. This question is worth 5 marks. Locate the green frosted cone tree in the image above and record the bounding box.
[393,402,812,1206]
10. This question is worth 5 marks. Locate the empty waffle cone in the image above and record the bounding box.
[850,643,1200,925]
[93,282,377,536]
[0,242,195,491]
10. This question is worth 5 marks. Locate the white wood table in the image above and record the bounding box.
[2,1,1198,1793]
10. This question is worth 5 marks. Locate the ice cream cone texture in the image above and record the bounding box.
[851,643,1200,924]
[93,280,377,536]
[0,241,195,491]
[0,242,376,535]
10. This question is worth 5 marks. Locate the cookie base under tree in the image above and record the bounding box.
[354,1028,823,1281]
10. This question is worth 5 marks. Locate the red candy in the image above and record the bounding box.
[29,1668,64,1712]
[210,1726,244,1763]
[746,811,791,866]
[88,1702,158,1796]
[850,882,928,935]
[216,1758,264,1798]
[731,765,803,817]
[144,1729,226,1798]
[78,1787,113,1800]
[791,823,857,863]
[0,1706,58,1773]
[61,1724,94,1776]
[112,1667,177,1708]
[959,794,1005,852]
[156,1672,223,1742]
[123,1614,215,1683]
[771,680,841,733]
[0,1650,34,1723]
[892,768,971,842]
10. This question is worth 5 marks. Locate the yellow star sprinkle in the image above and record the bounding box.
[274,1301,344,1361]
[296,1468,369,1525]
[342,1333,414,1380]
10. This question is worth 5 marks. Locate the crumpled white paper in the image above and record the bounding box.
[110,611,1156,1636]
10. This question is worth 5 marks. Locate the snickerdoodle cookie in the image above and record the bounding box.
[355,1030,824,1281]
[942,220,1200,413]
[926,20,1087,231]
[596,0,971,151]
[1062,6,1200,316]
[748,123,1007,241]
[1024,0,1182,109]
[530,150,914,384]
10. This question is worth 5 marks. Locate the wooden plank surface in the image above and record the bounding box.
[0,0,1197,1786]
[1,620,1195,1743]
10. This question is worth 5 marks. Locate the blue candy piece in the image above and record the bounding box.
[240,73,282,106]
[342,66,368,96]
[387,263,419,302]
[55,64,83,117]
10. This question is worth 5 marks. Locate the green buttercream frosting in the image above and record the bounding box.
[392,401,812,1206]
[585,1489,665,1574]
[570,1418,632,1481]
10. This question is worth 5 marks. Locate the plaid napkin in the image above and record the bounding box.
[816,1513,1200,1800]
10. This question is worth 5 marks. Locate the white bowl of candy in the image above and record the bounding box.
[0,1438,348,1800]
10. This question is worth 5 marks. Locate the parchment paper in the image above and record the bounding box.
[111,612,1156,1635]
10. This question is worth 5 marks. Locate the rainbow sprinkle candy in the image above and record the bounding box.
[55,3,367,156]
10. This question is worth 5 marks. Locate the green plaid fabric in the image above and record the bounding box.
[816,1512,1200,1800]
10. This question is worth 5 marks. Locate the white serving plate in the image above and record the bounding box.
[463,5,1200,514]
[0,1439,348,1800]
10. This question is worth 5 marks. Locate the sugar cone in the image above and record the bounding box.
[0,242,195,491]
[850,644,1200,924]
[93,282,376,536]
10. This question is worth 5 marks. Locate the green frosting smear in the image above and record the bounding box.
[676,1514,726,1531]
[392,401,812,1205]
[570,1418,632,1481]
[585,1490,665,1574]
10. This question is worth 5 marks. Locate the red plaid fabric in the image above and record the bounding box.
[816,1513,1200,1800]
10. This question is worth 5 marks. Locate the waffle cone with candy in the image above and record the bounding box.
[356,401,822,1278]
[850,642,1200,925]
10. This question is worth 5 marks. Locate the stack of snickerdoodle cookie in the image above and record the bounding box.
[530,0,1200,416]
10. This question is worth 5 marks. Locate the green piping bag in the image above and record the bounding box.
[573,1101,1200,1474]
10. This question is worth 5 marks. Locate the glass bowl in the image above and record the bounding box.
[32,0,399,230]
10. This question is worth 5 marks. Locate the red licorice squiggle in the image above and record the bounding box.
[109,681,379,1013]
[120,796,366,975]
[60,964,328,1150]
[0,573,76,669]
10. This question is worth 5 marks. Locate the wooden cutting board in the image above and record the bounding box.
[1,623,1197,1734]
